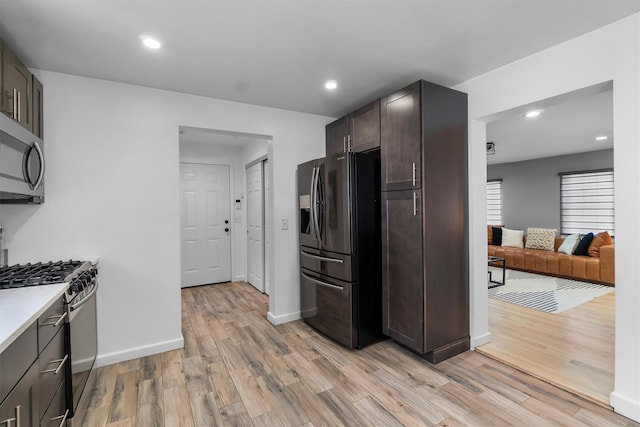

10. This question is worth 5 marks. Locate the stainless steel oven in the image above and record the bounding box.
[64,264,98,426]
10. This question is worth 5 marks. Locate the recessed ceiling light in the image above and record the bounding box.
[525,110,541,118]
[141,36,161,49]
[595,136,608,141]
[324,80,338,90]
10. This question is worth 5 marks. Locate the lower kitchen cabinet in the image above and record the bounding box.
[0,360,39,427]
[0,297,69,426]
[381,189,424,350]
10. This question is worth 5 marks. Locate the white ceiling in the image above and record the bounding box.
[486,84,613,165]
[1,0,638,120]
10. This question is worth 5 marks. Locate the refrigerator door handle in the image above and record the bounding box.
[301,272,344,291]
[312,166,322,242]
[300,250,344,264]
[310,166,318,241]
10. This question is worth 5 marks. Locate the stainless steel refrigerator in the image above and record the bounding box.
[298,151,383,349]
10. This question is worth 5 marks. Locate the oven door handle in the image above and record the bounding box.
[70,283,98,311]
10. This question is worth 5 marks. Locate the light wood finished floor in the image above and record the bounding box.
[83,282,637,426]
[477,289,615,408]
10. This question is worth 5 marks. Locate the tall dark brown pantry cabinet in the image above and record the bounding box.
[381,80,468,363]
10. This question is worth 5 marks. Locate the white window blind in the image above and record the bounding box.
[486,180,502,226]
[560,170,614,236]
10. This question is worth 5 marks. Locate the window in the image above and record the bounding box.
[560,170,614,236]
[486,180,502,225]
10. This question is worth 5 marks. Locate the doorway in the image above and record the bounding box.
[179,162,232,287]
[479,82,615,407]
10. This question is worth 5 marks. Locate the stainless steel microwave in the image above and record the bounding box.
[0,113,44,203]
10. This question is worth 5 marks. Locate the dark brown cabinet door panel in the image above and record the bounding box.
[350,99,380,152]
[382,189,424,352]
[1,43,32,132]
[326,115,349,159]
[381,82,421,191]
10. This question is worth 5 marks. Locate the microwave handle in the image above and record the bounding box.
[32,141,45,191]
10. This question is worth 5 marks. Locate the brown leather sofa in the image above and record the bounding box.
[488,237,615,286]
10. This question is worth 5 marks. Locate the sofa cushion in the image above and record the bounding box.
[501,228,524,248]
[573,233,594,256]
[558,234,581,254]
[588,231,613,257]
[491,226,503,245]
[525,227,556,251]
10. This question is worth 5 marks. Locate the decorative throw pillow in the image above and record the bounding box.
[573,232,594,256]
[588,231,613,257]
[491,226,502,246]
[501,228,524,248]
[524,227,557,251]
[558,234,581,254]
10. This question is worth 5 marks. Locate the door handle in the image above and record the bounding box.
[225,219,229,224]
[225,228,229,232]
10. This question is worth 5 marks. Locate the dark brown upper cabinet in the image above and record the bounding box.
[1,42,33,133]
[380,82,421,192]
[326,99,380,159]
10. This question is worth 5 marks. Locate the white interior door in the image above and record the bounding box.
[264,159,270,295]
[180,163,231,287]
[246,162,264,292]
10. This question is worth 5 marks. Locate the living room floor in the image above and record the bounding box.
[477,288,615,407]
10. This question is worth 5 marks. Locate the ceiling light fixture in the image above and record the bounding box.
[595,135,608,141]
[324,80,338,90]
[525,110,541,118]
[141,36,161,49]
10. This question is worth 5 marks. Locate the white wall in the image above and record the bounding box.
[455,14,640,421]
[0,70,330,366]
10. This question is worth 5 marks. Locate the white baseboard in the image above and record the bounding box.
[235,274,246,282]
[470,332,492,349]
[611,391,640,422]
[95,336,184,368]
[267,310,300,325]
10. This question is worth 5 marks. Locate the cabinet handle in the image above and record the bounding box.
[1,405,20,427]
[412,163,417,186]
[413,192,419,216]
[347,134,352,151]
[50,409,69,427]
[343,136,346,153]
[42,311,67,327]
[13,88,18,120]
[17,91,20,122]
[42,354,69,375]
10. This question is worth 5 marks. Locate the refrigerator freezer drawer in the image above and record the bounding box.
[300,268,356,348]
[299,247,354,283]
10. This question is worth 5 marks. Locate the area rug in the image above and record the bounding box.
[488,268,613,314]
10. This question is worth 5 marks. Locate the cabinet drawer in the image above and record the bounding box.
[0,322,37,403]
[40,380,67,427]
[38,296,66,353]
[38,327,67,417]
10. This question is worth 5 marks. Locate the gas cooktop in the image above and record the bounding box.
[0,260,84,289]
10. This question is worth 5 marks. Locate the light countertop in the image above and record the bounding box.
[0,283,69,353]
